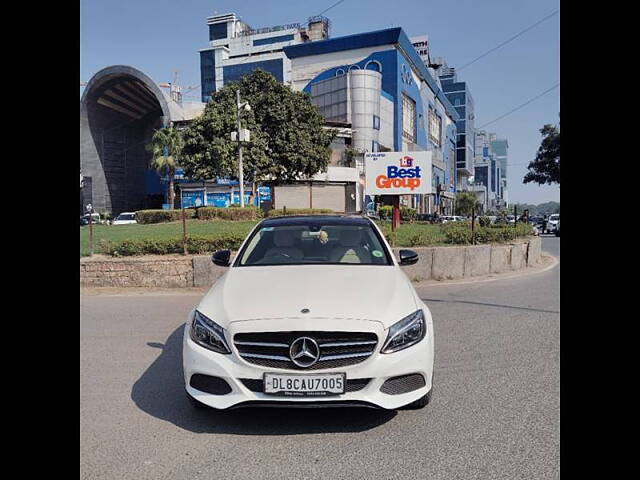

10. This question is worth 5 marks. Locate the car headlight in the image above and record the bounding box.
[189,310,231,354]
[381,309,426,354]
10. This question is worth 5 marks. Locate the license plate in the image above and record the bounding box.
[263,373,346,396]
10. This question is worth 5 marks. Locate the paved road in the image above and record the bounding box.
[80,237,559,480]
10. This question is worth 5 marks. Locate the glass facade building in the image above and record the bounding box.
[439,71,475,179]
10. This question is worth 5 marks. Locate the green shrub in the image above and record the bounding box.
[378,206,416,221]
[135,209,196,224]
[266,208,334,217]
[102,235,245,256]
[378,205,392,220]
[442,221,533,245]
[400,207,417,222]
[478,216,491,227]
[196,206,260,221]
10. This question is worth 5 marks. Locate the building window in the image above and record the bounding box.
[209,23,228,41]
[253,34,294,46]
[348,65,361,71]
[373,115,380,130]
[223,59,284,85]
[372,140,380,152]
[335,68,345,76]
[200,50,216,102]
[428,107,442,147]
[402,94,416,143]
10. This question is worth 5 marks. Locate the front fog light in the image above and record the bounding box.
[381,309,426,353]
[190,310,231,354]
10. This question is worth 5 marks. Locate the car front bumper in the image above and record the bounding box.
[182,314,434,410]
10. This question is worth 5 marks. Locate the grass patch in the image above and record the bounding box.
[80,220,257,257]
[80,219,532,256]
[375,221,448,247]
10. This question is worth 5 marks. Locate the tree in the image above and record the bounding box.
[455,191,482,216]
[180,69,335,186]
[148,127,184,209]
[524,121,560,185]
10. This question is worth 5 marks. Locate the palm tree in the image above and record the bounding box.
[148,127,184,209]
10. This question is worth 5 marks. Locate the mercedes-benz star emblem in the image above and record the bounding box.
[289,337,320,368]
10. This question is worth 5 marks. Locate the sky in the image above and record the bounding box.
[80,0,560,205]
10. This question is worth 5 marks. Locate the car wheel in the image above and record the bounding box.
[186,390,212,410]
[402,387,432,410]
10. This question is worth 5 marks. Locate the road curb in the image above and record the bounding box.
[411,253,558,288]
[80,254,558,297]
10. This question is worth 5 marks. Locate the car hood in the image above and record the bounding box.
[196,265,420,329]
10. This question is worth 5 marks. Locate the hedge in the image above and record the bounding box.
[98,235,245,256]
[196,206,261,221]
[135,209,196,224]
[378,206,417,221]
[266,208,334,217]
[441,221,533,245]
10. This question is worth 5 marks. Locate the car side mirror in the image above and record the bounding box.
[399,249,419,266]
[212,250,231,267]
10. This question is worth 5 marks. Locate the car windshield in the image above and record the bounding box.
[549,215,559,220]
[237,220,392,266]
[117,214,135,220]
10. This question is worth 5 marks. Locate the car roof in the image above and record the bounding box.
[260,215,373,227]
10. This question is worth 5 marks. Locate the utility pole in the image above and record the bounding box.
[235,89,252,208]
[236,89,244,207]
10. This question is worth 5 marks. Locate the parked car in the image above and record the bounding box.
[546,214,560,234]
[415,213,441,223]
[555,219,560,237]
[112,212,137,225]
[441,215,464,223]
[183,215,434,410]
[80,213,101,226]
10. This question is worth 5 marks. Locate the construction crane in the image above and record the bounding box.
[158,71,199,104]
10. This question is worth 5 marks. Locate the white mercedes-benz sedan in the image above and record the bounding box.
[183,215,434,410]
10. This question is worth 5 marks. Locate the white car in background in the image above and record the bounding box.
[441,215,464,223]
[546,214,560,234]
[112,212,137,225]
[183,215,434,410]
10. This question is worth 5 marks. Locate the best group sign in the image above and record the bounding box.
[364,151,432,195]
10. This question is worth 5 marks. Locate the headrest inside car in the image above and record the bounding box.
[273,230,297,247]
[339,228,362,247]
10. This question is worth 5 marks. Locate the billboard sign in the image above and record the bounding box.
[364,151,432,196]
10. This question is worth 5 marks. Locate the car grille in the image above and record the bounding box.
[239,377,371,393]
[233,331,378,370]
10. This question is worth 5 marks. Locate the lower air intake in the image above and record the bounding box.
[189,374,232,395]
[380,373,426,395]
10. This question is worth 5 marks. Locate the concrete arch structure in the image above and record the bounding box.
[80,65,204,215]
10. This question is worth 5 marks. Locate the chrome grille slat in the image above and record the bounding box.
[234,341,289,348]
[319,341,377,347]
[239,352,290,361]
[318,351,372,361]
[234,331,378,370]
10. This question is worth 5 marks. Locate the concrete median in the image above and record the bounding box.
[80,237,543,288]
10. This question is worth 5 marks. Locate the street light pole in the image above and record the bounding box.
[236,89,245,208]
